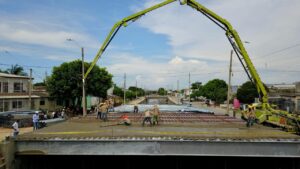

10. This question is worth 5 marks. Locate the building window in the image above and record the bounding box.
[12,101,22,109]
[0,100,9,112]
[3,82,8,93]
[40,100,45,106]
[14,82,23,93]
[31,100,35,110]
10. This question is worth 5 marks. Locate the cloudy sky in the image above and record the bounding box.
[0,0,299,90]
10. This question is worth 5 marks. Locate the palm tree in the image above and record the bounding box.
[6,64,28,76]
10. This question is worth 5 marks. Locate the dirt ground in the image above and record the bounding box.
[0,127,33,141]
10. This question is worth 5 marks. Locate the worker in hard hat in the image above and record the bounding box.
[32,111,39,131]
[152,104,160,125]
[142,109,153,126]
[119,114,131,126]
[133,104,139,113]
[246,105,256,127]
[100,101,109,121]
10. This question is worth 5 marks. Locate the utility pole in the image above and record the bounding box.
[177,80,180,104]
[189,72,191,105]
[226,50,233,116]
[177,80,179,92]
[29,68,32,110]
[123,73,126,105]
[66,38,86,116]
[82,47,87,117]
[44,71,48,83]
[135,80,138,99]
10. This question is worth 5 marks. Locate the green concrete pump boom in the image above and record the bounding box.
[85,0,269,108]
[84,0,177,78]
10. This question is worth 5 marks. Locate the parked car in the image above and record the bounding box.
[0,110,41,128]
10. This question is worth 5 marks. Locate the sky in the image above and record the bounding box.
[0,0,300,90]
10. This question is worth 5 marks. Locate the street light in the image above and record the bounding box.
[66,38,87,117]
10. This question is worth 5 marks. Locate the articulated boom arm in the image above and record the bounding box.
[184,0,269,108]
[84,0,176,78]
[85,0,269,108]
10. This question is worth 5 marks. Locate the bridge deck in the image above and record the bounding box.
[17,112,299,140]
[15,113,300,157]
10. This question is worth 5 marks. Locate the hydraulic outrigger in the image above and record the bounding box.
[85,0,300,133]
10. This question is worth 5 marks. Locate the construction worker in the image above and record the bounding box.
[12,119,20,138]
[32,111,39,131]
[246,105,256,127]
[100,101,109,121]
[152,104,160,125]
[96,104,100,119]
[233,97,240,117]
[108,98,114,112]
[119,114,131,126]
[142,109,152,126]
[133,104,139,113]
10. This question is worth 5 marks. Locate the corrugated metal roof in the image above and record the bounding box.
[0,72,32,79]
[0,95,40,99]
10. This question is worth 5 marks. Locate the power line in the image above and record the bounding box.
[112,71,223,78]
[232,69,300,73]
[259,43,300,58]
[0,63,51,69]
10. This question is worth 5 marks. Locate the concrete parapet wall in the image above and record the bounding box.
[0,139,16,169]
[167,96,181,105]
[128,97,146,105]
[15,139,300,157]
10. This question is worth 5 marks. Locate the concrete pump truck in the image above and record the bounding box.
[84,0,300,133]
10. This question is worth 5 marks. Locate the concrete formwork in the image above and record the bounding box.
[15,139,300,157]
[1,112,299,169]
[11,112,300,157]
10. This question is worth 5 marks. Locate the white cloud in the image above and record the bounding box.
[0,9,100,63]
[45,55,78,62]
[130,0,300,86]
[1,0,300,87]
[0,22,97,50]
[104,52,227,89]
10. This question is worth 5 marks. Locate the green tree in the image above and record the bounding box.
[113,84,124,97]
[202,79,227,104]
[125,90,135,100]
[46,60,112,106]
[34,82,46,86]
[128,86,145,97]
[191,82,203,100]
[236,81,258,104]
[191,89,204,100]
[113,85,145,101]
[158,88,167,95]
[6,64,28,76]
[191,82,202,90]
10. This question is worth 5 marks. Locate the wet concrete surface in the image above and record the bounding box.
[17,112,300,140]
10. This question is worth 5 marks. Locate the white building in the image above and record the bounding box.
[268,82,300,113]
[0,73,39,112]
